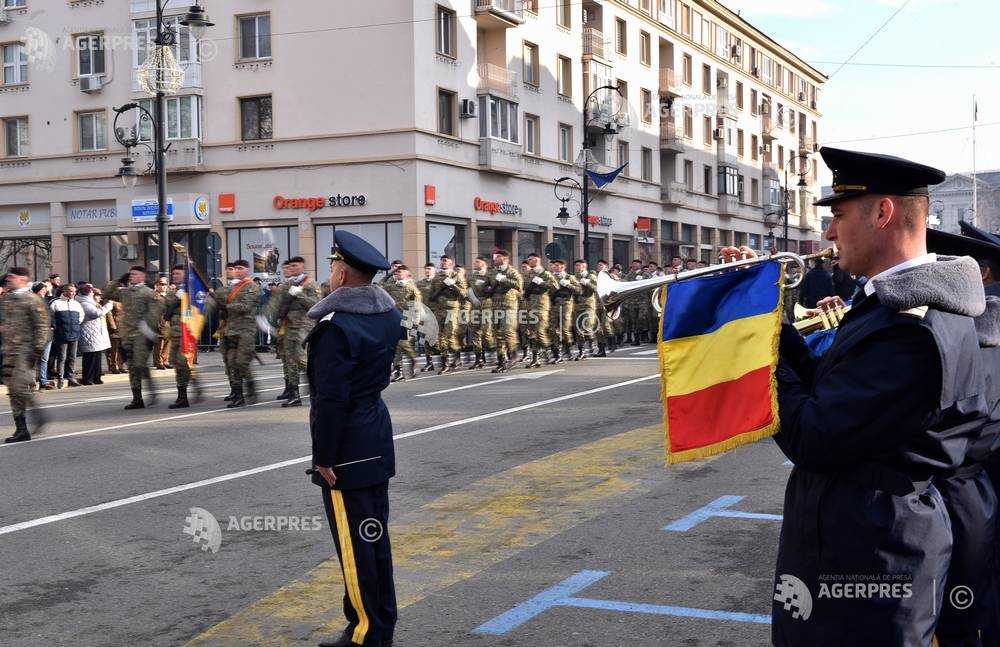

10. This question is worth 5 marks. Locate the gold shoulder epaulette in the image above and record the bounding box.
[899,305,929,319]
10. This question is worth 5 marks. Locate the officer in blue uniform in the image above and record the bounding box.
[727,147,992,646]
[306,230,402,647]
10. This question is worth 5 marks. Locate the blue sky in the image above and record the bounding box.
[719,0,1000,182]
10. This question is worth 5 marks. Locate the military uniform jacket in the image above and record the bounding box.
[224,279,260,337]
[772,256,991,647]
[468,270,495,306]
[490,266,522,308]
[306,285,402,490]
[415,277,435,305]
[429,270,467,309]
[574,271,599,307]
[104,282,163,341]
[268,278,321,332]
[523,269,558,306]
[383,279,421,322]
[0,290,48,357]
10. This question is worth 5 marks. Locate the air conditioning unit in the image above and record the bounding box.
[798,92,806,101]
[713,128,724,141]
[717,76,728,89]
[761,143,772,153]
[0,9,10,23]
[460,98,477,119]
[118,244,139,261]
[810,99,817,109]
[79,75,104,93]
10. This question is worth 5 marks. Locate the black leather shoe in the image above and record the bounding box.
[317,630,354,647]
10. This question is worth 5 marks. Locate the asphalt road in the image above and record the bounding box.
[0,347,789,647]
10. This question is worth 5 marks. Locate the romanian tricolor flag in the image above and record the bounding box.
[180,261,209,361]
[658,261,784,464]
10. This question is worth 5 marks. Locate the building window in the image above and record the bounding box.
[737,129,744,157]
[227,226,300,281]
[736,81,744,110]
[238,14,272,60]
[524,0,539,13]
[2,0,27,6]
[615,18,627,56]
[641,147,652,181]
[137,95,201,141]
[523,41,539,87]
[640,88,652,123]
[639,31,651,66]
[427,222,466,266]
[751,134,759,160]
[557,55,572,96]
[436,5,456,57]
[135,18,195,67]
[437,88,456,135]
[767,178,781,206]
[315,223,403,285]
[524,113,539,155]
[751,178,760,204]
[682,54,692,85]
[2,43,28,85]
[557,0,571,28]
[778,144,784,168]
[703,164,713,194]
[751,89,759,115]
[0,238,51,281]
[67,234,130,288]
[683,106,693,138]
[683,160,694,190]
[617,139,629,172]
[703,115,712,147]
[558,123,572,162]
[76,34,105,77]
[77,111,107,151]
[702,64,711,95]
[3,116,28,157]
[719,165,739,196]
[239,95,273,141]
[479,95,519,143]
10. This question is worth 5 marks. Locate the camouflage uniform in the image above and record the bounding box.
[467,269,495,367]
[490,265,522,372]
[214,282,231,382]
[105,281,164,403]
[622,269,648,345]
[548,272,581,362]
[1,289,48,438]
[523,267,559,366]
[267,277,320,396]
[574,269,600,357]
[415,276,436,370]
[223,278,261,405]
[383,278,421,379]
[428,269,467,372]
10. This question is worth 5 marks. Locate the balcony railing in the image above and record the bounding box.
[141,138,202,171]
[474,0,524,26]
[477,63,519,97]
[664,180,691,205]
[658,68,680,95]
[582,27,605,60]
[659,119,684,153]
[131,60,203,93]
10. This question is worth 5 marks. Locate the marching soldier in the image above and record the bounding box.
[573,259,600,359]
[160,264,201,409]
[644,262,660,342]
[456,265,473,361]
[379,260,403,288]
[268,256,320,406]
[467,257,495,369]
[223,260,261,408]
[2,268,49,443]
[490,250,522,374]
[415,263,437,372]
[523,253,558,368]
[547,259,581,363]
[384,264,421,381]
[105,266,163,410]
[269,262,294,373]
[216,262,236,401]
[428,255,467,374]
[517,260,531,361]
[622,259,644,346]
[594,259,616,356]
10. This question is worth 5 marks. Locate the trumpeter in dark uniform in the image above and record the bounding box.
[306,230,402,647]
[726,147,993,646]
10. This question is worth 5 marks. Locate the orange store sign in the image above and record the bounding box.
[273,194,368,211]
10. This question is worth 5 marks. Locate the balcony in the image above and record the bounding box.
[141,138,203,172]
[663,181,692,206]
[477,63,518,98]
[474,0,524,28]
[582,27,607,61]
[761,114,776,142]
[479,137,523,175]
[718,195,739,216]
[658,68,681,97]
[659,118,684,154]
[798,135,815,154]
[131,61,202,93]
[583,59,614,100]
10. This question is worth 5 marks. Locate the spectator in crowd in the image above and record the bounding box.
[105,295,125,373]
[153,277,171,370]
[77,284,114,385]
[31,282,55,390]
[49,283,84,388]
[685,258,699,270]
[832,261,860,302]
[797,258,836,309]
[48,274,63,293]
[0,275,5,385]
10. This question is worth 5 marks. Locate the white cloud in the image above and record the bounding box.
[718,0,836,19]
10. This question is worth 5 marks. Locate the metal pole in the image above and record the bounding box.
[581,103,590,264]
[782,165,789,253]
[154,0,170,279]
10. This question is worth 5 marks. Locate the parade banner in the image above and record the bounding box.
[658,261,783,464]
[181,261,209,360]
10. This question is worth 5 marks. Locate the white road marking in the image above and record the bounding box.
[630,349,660,356]
[415,369,562,397]
[589,357,659,361]
[0,374,660,536]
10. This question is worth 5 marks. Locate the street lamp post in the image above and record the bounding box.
[780,153,810,253]
[578,84,623,264]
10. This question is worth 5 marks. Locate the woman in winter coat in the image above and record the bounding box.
[77,284,114,385]
[49,284,85,388]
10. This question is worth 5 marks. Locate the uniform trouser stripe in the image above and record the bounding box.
[330,489,371,645]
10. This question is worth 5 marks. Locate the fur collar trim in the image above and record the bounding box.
[872,255,986,318]
[976,296,1000,347]
[308,284,396,320]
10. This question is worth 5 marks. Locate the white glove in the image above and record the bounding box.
[559,279,570,287]
[475,279,486,286]
[532,276,544,285]
[288,285,303,296]
[580,278,590,286]
[496,274,508,282]
[255,314,275,335]
[443,278,455,287]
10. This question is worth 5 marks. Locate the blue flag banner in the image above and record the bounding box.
[586,163,628,188]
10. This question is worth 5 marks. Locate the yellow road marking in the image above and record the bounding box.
[187,424,685,646]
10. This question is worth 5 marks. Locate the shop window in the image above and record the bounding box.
[226,226,298,281]
[427,222,466,266]
[0,237,51,280]
[552,233,577,261]
[517,230,542,262]
[315,222,401,284]
[612,239,630,268]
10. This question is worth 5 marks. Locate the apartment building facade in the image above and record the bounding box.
[0,0,825,285]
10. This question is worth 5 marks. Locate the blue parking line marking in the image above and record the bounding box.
[474,570,771,636]
[663,495,782,532]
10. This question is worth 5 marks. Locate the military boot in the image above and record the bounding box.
[224,388,238,402]
[4,415,31,443]
[124,387,145,410]
[282,386,302,407]
[526,349,542,368]
[437,355,451,375]
[491,355,507,374]
[168,385,190,409]
[144,368,157,406]
[574,343,586,361]
[595,342,608,357]
[275,380,292,400]
[421,355,436,372]
[390,365,403,382]
[244,378,258,405]
[548,345,561,365]
[227,387,245,408]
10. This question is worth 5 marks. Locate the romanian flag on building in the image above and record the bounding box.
[180,261,209,360]
[658,261,784,464]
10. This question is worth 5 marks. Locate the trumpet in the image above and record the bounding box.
[793,300,851,335]
[596,247,837,315]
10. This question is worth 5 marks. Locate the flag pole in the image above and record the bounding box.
[972,94,978,228]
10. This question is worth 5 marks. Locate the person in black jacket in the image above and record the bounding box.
[797,258,836,309]
[306,230,401,647]
[725,147,992,646]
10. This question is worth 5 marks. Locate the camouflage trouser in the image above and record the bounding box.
[548,300,574,348]
[280,326,308,385]
[575,302,598,341]
[223,333,255,390]
[3,353,35,417]
[491,301,519,357]
[394,336,417,365]
[434,306,461,354]
[169,337,191,390]
[123,337,152,390]
[459,305,472,350]
[527,300,550,349]
[470,305,494,352]
[597,305,614,342]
